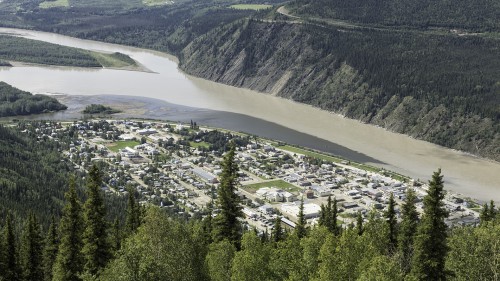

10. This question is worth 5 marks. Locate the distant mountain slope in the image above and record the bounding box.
[180,19,500,160]
[289,0,500,31]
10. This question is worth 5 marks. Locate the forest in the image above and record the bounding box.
[0,141,498,281]
[289,0,500,32]
[0,82,67,117]
[0,35,102,67]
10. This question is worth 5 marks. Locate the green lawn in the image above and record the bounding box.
[243,180,301,193]
[107,141,140,152]
[230,4,272,10]
[190,141,210,149]
[39,0,69,9]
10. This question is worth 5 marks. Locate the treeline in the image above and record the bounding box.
[0,60,12,66]
[1,146,498,280]
[0,82,67,117]
[290,0,500,32]
[0,35,102,67]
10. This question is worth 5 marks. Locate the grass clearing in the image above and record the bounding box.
[143,0,171,6]
[39,0,69,9]
[89,52,137,68]
[243,180,301,193]
[190,141,210,149]
[107,141,140,153]
[230,4,272,10]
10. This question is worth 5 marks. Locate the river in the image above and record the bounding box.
[0,27,499,202]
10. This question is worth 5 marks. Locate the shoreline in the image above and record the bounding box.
[3,93,498,204]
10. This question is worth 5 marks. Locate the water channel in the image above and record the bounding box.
[0,27,498,202]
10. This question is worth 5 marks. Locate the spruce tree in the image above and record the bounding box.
[0,222,4,280]
[295,198,307,239]
[356,211,364,236]
[325,196,333,232]
[488,200,496,220]
[53,176,84,281]
[110,219,122,255]
[2,212,19,281]
[42,215,58,281]
[385,193,397,253]
[331,197,340,235]
[480,203,490,223]
[318,204,327,227]
[82,164,111,276]
[398,188,419,275]
[272,216,283,243]
[212,143,243,247]
[411,169,449,280]
[125,187,140,234]
[21,212,44,281]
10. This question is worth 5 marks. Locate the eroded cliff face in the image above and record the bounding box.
[179,20,499,161]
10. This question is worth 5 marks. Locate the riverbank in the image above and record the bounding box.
[0,27,498,203]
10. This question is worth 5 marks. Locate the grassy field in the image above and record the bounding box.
[89,52,137,68]
[107,141,140,153]
[39,0,69,9]
[143,0,170,6]
[243,179,301,193]
[230,4,272,10]
[189,141,210,149]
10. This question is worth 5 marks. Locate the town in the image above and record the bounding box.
[20,118,481,233]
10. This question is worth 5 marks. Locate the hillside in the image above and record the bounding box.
[0,82,67,117]
[180,19,500,160]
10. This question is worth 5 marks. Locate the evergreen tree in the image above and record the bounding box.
[53,176,84,281]
[202,205,213,244]
[488,200,497,220]
[272,216,283,243]
[21,212,44,281]
[318,204,327,227]
[398,188,419,275]
[2,212,20,281]
[295,197,307,239]
[385,193,398,253]
[42,215,58,281]
[125,187,140,234]
[411,169,449,280]
[356,211,364,236]
[110,219,122,255]
[325,196,333,232]
[82,164,111,276]
[212,144,243,247]
[331,197,340,235]
[480,203,490,223]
